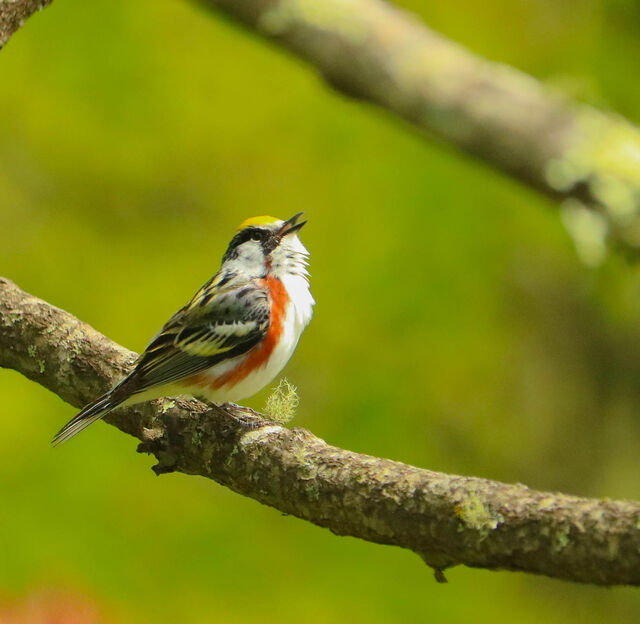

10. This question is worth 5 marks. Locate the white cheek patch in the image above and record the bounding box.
[227,240,266,275]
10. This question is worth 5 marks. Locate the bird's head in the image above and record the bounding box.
[222,213,309,278]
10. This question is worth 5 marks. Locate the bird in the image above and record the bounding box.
[53,213,314,445]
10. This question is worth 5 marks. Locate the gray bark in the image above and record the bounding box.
[0,0,52,50]
[2,276,640,587]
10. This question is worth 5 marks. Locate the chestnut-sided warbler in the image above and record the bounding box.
[53,213,314,445]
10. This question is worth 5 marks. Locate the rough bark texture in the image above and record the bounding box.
[2,276,640,586]
[0,0,52,50]
[198,0,640,259]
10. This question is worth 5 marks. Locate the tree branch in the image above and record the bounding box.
[2,276,640,586]
[198,0,640,258]
[0,0,52,50]
[4,0,640,258]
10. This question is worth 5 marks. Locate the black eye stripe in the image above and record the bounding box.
[234,227,266,245]
[223,227,279,261]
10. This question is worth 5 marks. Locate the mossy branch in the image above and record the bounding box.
[197,0,640,259]
[0,0,52,50]
[2,276,640,586]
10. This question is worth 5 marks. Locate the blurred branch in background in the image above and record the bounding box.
[0,0,52,50]
[6,0,640,264]
[3,0,640,262]
[3,276,640,587]
[194,0,640,263]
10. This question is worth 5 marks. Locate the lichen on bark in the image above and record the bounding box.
[2,276,640,587]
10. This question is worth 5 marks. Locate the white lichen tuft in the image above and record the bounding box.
[265,378,299,424]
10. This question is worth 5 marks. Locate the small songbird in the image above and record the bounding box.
[53,213,314,445]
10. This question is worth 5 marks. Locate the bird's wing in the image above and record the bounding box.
[121,278,270,394]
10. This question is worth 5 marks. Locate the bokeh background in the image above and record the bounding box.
[2,0,640,621]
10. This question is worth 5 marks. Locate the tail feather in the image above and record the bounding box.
[52,392,124,446]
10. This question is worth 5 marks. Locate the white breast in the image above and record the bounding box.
[192,272,314,403]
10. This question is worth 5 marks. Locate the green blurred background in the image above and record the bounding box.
[2,0,640,621]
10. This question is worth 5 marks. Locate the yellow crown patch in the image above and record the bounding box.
[238,215,281,230]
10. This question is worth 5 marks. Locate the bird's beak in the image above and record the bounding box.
[279,212,306,237]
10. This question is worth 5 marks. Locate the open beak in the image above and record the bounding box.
[279,212,307,237]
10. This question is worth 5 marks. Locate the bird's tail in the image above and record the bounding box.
[52,391,125,446]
